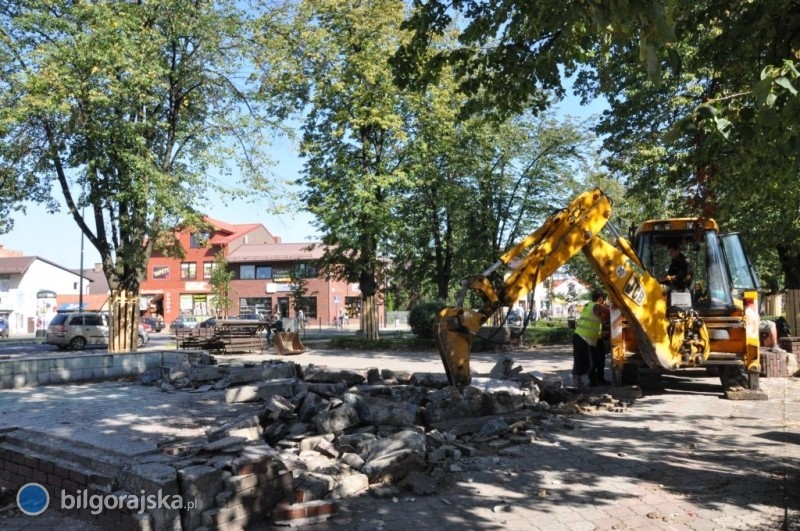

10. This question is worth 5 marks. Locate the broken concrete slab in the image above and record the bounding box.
[409,372,450,388]
[225,379,299,404]
[312,404,360,434]
[202,436,249,453]
[227,362,298,385]
[206,413,262,442]
[331,470,369,499]
[302,367,366,386]
[344,392,420,427]
[360,429,427,483]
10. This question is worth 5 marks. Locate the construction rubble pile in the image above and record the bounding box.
[138,353,632,528]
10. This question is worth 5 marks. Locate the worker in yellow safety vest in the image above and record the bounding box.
[571,289,610,388]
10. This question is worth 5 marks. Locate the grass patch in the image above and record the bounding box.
[524,325,573,344]
[327,336,435,351]
[324,323,572,350]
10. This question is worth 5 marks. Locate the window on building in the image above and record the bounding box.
[179,294,194,314]
[190,231,211,248]
[345,296,361,319]
[0,274,9,292]
[180,262,197,280]
[203,262,215,279]
[239,297,272,316]
[294,263,318,278]
[240,265,255,279]
[296,296,317,319]
[256,265,272,279]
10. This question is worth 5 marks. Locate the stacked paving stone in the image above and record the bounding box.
[135,353,632,529]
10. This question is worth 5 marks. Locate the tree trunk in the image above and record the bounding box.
[109,289,139,353]
[361,293,380,340]
[777,246,800,336]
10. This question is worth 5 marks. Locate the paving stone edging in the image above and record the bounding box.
[0,350,206,389]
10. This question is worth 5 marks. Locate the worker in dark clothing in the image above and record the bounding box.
[662,244,692,291]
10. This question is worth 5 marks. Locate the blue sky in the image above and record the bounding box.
[1,86,606,270]
[1,144,318,270]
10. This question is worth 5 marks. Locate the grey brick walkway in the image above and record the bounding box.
[0,345,797,530]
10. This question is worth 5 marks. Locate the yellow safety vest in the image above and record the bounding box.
[575,302,602,346]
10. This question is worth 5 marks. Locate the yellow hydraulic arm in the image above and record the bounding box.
[434,188,710,387]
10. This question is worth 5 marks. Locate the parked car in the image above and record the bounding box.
[139,320,153,333]
[46,312,109,350]
[170,315,198,332]
[137,325,149,348]
[235,313,262,321]
[197,318,217,329]
[140,316,164,333]
[0,315,8,338]
[46,312,149,350]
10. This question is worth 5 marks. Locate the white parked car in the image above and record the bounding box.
[46,312,148,350]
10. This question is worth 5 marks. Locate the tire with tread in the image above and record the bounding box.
[69,336,87,350]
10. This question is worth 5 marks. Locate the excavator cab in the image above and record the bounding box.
[633,220,761,315]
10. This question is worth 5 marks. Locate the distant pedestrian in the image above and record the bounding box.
[572,289,610,388]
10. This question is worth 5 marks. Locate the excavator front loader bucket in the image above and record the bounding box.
[273,332,308,355]
[434,307,483,387]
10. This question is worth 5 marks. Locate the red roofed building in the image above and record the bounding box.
[141,217,365,327]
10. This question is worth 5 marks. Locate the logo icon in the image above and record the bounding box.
[16,483,49,516]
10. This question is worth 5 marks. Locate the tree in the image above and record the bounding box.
[288,265,317,320]
[395,0,800,291]
[392,107,594,304]
[209,252,234,318]
[575,1,800,289]
[0,1,279,350]
[394,0,678,118]
[255,0,410,339]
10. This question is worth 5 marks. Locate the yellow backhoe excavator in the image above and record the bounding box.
[435,188,764,397]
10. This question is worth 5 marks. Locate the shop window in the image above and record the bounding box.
[239,297,272,316]
[296,296,317,319]
[345,296,361,318]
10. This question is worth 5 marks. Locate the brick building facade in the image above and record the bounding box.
[140,217,367,328]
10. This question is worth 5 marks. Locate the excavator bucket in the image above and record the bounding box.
[273,332,308,355]
[434,308,480,387]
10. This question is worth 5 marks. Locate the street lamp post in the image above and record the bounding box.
[78,183,86,311]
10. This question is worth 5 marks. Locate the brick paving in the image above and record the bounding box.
[0,344,797,530]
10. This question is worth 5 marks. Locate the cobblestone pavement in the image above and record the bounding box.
[0,345,798,530]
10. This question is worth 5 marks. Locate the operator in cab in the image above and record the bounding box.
[662,244,692,291]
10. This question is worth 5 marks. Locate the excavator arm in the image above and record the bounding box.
[435,188,710,387]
